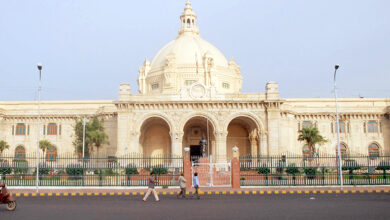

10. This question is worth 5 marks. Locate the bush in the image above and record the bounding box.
[286,164,300,176]
[342,160,361,176]
[125,164,139,175]
[257,167,270,175]
[0,161,11,176]
[162,185,169,189]
[12,159,28,174]
[66,164,84,177]
[376,161,390,179]
[304,167,317,179]
[152,167,168,175]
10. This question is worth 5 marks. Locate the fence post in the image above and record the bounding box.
[183,147,192,189]
[231,147,240,189]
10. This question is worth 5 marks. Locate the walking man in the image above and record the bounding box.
[143,171,159,202]
[193,172,200,199]
[177,173,187,198]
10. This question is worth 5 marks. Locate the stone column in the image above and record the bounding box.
[267,107,281,155]
[249,129,258,156]
[183,147,192,189]
[259,131,268,156]
[171,132,183,157]
[215,131,228,163]
[116,113,130,157]
[231,146,240,189]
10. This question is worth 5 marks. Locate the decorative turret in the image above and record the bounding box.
[178,0,199,36]
[138,57,150,94]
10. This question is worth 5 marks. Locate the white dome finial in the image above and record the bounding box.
[179,0,199,36]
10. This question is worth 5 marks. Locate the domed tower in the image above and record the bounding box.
[137,0,243,96]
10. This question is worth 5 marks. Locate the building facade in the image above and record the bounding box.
[0,1,389,162]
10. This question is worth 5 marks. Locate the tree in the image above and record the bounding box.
[298,126,327,157]
[73,117,109,157]
[39,140,53,156]
[0,140,10,156]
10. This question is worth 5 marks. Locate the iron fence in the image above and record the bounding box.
[0,153,183,187]
[239,154,390,186]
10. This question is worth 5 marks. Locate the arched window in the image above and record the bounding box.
[46,146,57,162]
[368,143,380,159]
[303,145,310,160]
[47,123,57,135]
[302,121,312,128]
[187,18,191,28]
[15,146,26,159]
[368,120,378,133]
[336,143,348,160]
[16,123,26,135]
[338,121,345,133]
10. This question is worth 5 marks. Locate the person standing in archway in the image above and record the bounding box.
[143,171,159,202]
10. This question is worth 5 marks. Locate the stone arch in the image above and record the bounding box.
[225,114,261,159]
[136,112,175,132]
[139,116,172,157]
[223,112,264,133]
[180,112,218,157]
[179,112,219,133]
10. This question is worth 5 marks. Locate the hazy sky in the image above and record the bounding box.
[1,0,389,101]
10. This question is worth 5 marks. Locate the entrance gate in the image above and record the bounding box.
[191,156,231,187]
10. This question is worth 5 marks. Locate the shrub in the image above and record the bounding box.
[376,161,390,179]
[125,164,139,175]
[286,165,300,176]
[66,164,84,178]
[257,167,270,175]
[0,161,11,176]
[162,185,169,189]
[304,167,317,179]
[342,160,361,180]
[152,167,168,175]
[12,159,28,174]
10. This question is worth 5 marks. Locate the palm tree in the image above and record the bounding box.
[298,126,327,157]
[39,140,53,156]
[0,140,10,156]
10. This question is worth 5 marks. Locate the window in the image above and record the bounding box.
[336,143,348,160]
[302,121,312,128]
[367,120,378,133]
[368,143,380,159]
[16,123,26,135]
[187,19,191,28]
[46,146,57,162]
[185,80,196,86]
[337,121,345,133]
[151,83,159,90]
[222,82,230,89]
[15,146,26,159]
[331,122,334,133]
[47,123,57,135]
[302,145,310,160]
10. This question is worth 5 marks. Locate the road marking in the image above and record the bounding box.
[15,193,21,197]
[335,190,340,194]
[244,191,249,195]
[94,193,99,196]
[274,191,279,194]
[222,191,227,195]
[252,191,257,195]
[384,190,389,193]
[367,190,373,193]
[230,191,235,195]
[289,191,295,194]
[327,190,332,194]
[343,190,349,194]
[170,192,174,195]
[207,191,212,195]
[215,191,220,195]
[71,193,77,196]
[133,192,138,195]
[312,190,317,194]
[118,192,123,196]
[24,193,29,197]
[375,190,381,193]
[56,193,61,196]
[39,193,45,196]
[304,190,310,194]
[320,190,325,194]
[267,191,272,195]
[351,190,357,194]
[297,191,302,194]
[64,193,69,196]
[260,191,264,194]
[238,191,242,194]
[110,192,115,196]
[48,193,53,196]
[78,193,84,196]
[281,190,287,194]
[87,193,92,196]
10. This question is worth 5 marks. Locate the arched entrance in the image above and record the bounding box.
[139,117,171,157]
[182,116,215,159]
[226,116,259,160]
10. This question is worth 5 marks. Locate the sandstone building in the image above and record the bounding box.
[0,1,389,162]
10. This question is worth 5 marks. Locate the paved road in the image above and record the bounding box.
[1,194,390,220]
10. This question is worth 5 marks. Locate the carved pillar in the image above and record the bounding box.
[266,103,281,155]
[171,132,183,157]
[249,129,258,156]
[215,131,228,163]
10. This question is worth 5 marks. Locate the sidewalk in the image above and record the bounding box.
[7,185,390,197]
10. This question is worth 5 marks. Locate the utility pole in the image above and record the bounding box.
[334,64,343,190]
[36,63,42,193]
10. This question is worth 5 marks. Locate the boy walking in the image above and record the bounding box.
[143,171,159,202]
[177,173,187,198]
[193,172,200,199]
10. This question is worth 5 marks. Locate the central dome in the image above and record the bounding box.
[137,1,242,96]
[150,34,229,70]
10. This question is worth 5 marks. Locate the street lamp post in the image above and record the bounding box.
[333,64,343,190]
[36,63,42,193]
